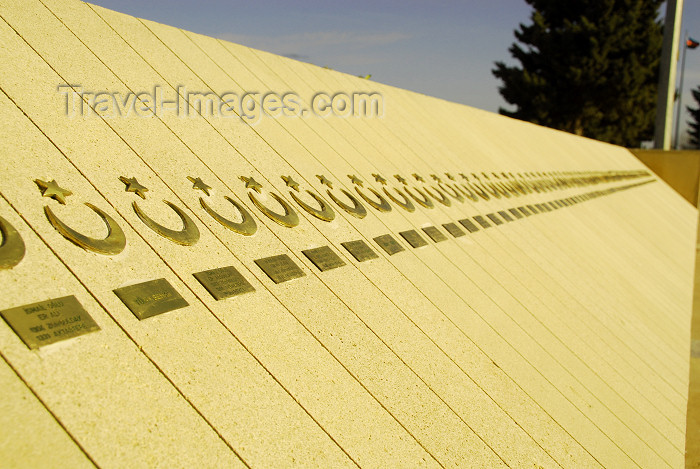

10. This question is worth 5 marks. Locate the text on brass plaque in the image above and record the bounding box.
[302,246,346,272]
[518,207,531,216]
[399,230,428,248]
[341,240,379,262]
[508,208,523,219]
[442,223,465,238]
[526,205,539,214]
[255,254,306,284]
[422,226,448,243]
[486,213,503,225]
[458,218,480,233]
[498,211,514,222]
[1,295,100,349]
[373,234,405,255]
[473,216,492,229]
[193,266,255,300]
[113,278,189,320]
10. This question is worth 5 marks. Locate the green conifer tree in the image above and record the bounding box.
[686,86,700,148]
[493,0,663,147]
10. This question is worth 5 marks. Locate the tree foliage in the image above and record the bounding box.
[687,86,700,148]
[493,0,663,147]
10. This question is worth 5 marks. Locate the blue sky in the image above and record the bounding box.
[88,0,700,143]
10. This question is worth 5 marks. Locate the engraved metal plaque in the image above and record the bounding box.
[341,240,379,262]
[302,246,346,272]
[473,215,492,229]
[442,223,465,238]
[458,218,480,233]
[255,254,306,284]
[374,234,405,255]
[518,206,532,216]
[399,230,429,248]
[193,266,255,300]
[508,208,523,219]
[422,226,448,243]
[498,211,513,222]
[1,295,100,349]
[486,213,503,225]
[527,205,539,213]
[113,278,189,320]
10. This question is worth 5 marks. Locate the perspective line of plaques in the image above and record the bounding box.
[0,169,653,351]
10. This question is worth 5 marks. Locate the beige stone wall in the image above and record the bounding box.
[0,1,696,467]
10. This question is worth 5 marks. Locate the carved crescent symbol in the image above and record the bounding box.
[423,186,451,207]
[493,181,513,198]
[200,196,257,236]
[438,183,465,203]
[133,200,200,246]
[404,186,434,209]
[454,183,479,201]
[354,186,392,212]
[248,191,300,228]
[476,181,501,198]
[382,187,415,212]
[44,203,126,255]
[463,181,490,200]
[325,188,367,219]
[0,215,26,269]
[289,190,335,222]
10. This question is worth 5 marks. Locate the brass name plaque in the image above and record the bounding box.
[526,204,539,214]
[1,295,100,349]
[518,207,532,217]
[255,254,306,284]
[374,234,405,255]
[399,230,428,248]
[458,218,480,233]
[442,223,465,238]
[113,278,189,320]
[341,240,379,262]
[486,213,503,225]
[422,226,448,243]
[302,246,346,272]
[193,266,255,300]
[473,216,492,229]
[508,208,523,219]
[498,211,513,222]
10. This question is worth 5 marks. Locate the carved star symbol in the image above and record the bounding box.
[281,175,300,191]
[372,173,387,185]
[119,176,149,199]
[459,173,469,180]
[430,174,442,183]
[316,175,333,188]
[34,179,72,205]
[394,174,408,185]
[187,176,212,196]
[240,176,263,193]
[445,173,456,181]
[412,173,425,182]
[348,174,364,186]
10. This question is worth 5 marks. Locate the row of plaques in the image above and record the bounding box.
[0,184,645,350]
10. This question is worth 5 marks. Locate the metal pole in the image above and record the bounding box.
[654,0,684,149]
[675,32,688,149]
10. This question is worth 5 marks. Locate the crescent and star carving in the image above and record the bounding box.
[36,179,126,255]
[348,175,392,212]
[372,173,415,212]
[188,176,258,236]
[0,215,26,269]
[317,175,367,219]
[121,176,200,246]
[395,174,434,209]
[241,176,299,228]
[282,175,335,222]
